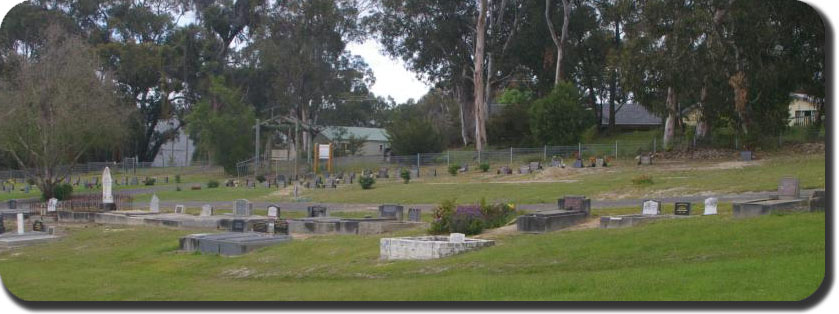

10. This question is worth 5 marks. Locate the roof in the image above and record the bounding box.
[320,126,389,142]
[601,103,662,126]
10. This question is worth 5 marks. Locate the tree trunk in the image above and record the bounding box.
[663,86,677,149]
[545,0,571,85]
[455,77,473,146]
[729,71,749,137]
[473,0,489,151]
[695,85,710,141]
[609,19,620,130]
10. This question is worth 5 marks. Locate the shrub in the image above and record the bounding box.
[256,175,266,183]
[143,177,156,186]
[449,212,485,235]
[175,186,182,192]
[400,169,410,184]
[429,199,456,234]
[448,164,459,176]
[529,82,594,145]
[479,200,516,228]
[359,176,375,189]
[429,200,516,235]
[632,174,654,185]
[479,163,490,172]
[174,174,181,184]
[207,180,220,188]
[50,183,73,201]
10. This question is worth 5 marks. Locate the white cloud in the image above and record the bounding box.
[347,40,431,104]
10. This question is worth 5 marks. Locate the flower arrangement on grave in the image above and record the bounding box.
[589,156,597,167]
[429,199,517,235]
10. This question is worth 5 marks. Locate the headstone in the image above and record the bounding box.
[24,184,30,194]
[235,199,252,216]
[131,177,139,185]
[498,166,512,175]
[326,178,336,188]
[47,226,56,235]
[264,180,270,188]
[777,177,800,200]
[674,202,692,216]
[307,205,328,217]
[8,199,17,209]
[32,220,44,232]
[449,233,465,243]
[408,208,422,222]
[378,204,405,221]
[519,166,531,174]
[641,200,661,215]
[558,195,591,215]
[267,205,279,218]
[200,204,214,217]
[149,194,160,213]
[378,168,389,178]
[640,155,652,165]
[0,215,5,234]
[529,162,541,171]
[573,159,583,168]
[740,151,752,161]
[102,167,113,205]
[703,197,718,215]
[810,190,826,212]
[595,158,605,167]
[175,205,186,214]
[231,219,246,232]
[410,168,419,179]
[47,198,58,212]
[17,213,24,235]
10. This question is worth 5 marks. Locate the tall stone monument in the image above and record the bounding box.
[102,167,115,211]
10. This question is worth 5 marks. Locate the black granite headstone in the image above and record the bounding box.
[231,219,246,232]
[307,205,328,217]
[674,202,692,216]
[0,215,5,234]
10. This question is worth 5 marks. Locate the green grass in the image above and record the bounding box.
[0,210,824,301]
[296,154,824,204]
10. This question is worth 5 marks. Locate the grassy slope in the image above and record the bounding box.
[297,154,825,204]
[0,211,825,301]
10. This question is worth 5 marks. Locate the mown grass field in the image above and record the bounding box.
[298,153,825,204]
[0,208,825,301]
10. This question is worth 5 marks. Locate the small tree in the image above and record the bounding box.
[386,117,444,155]
[529,82,594,145]
[400,169,411,184]
[0,26,127,199]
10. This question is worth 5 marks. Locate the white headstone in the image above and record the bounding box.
[449,233,465,243]
[47,198,58,212]
[102,167,113,204]
[642,200,660,215]
[704,197,718,215]
[17,213,24,234]
[150,194,160,213]
[200,204,213,217]
[175,205,186,214]
[267,206,279,218]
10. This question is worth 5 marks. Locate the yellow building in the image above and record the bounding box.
[788,92,821,127]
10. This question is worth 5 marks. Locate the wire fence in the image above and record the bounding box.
[0,159,212,181]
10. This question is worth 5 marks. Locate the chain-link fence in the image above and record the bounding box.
[0,159,212,181]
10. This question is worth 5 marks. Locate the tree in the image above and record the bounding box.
[186,76,255,174]
[545,0,571,84]
[0,25,127,198]
[529,82,593,145]
[386,105,445,155]
[473,0,489,150]
[488,89,535,146]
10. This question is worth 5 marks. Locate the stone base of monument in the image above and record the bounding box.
[380,235,494,260]
[179,232,292,256]
[516,210,589,233]
[57,211,98,223]
[0,231,60,248]
[289,217,426,235]
[599,214,693,229]
[94,212,273,230]
[732,198,810,218]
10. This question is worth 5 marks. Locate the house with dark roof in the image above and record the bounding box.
[600,103,662,130]
[315,126,390,156]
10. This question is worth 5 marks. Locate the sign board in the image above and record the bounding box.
[674,202,691,216]
[318,144,331,160]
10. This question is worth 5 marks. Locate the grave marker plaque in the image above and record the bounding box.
[674,202,692,216]
[703,197,718,215]
[379,204,404,221]
[519,166,531,174]
[8,199,17,209]
[231,219,246,232]
[408,208,422,222]
[0,215,5,234]
[740,151,752,161]
[234,199,252,216]
[175,205,186,214]
[558,196,591,215]
[200,205,214,217]
[47,198,58,212]
[573,159,583,168]
[307,205,328,218]
[449,233,465,243]
[149,194,160,213]
[642,200,661,215]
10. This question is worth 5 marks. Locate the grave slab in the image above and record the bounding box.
[179,232,292,256]
[380,234,494,260]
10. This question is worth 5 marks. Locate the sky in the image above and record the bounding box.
[346,40,431,104]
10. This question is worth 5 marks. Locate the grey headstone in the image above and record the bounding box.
[200,204,214,217]
[149,194,160,213]
[175,204,186,214]
[740,151,752,161]
[307,205,328,218]
[529,162,541,171]
[704,198,718,215]
[519,166,531,174]
[596,158,605,167]
[234,199,252,216]
[558,195,591,215]
[640,155,652,165]
[378,204,404,221]
[8,199,16,209]
[408,208,422,222]
[777,177,800,200]
[573,159,583,168]
[267,205,279,218]
[24,185,30,193]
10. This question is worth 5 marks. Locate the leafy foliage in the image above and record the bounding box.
[400,169,411,184]
[448,165,460,176]
[359,176,376,190]
[529,82,594,145]
[385,114,444,156]
[430,200,516,235]
[207,180,220,189]
[49,184,73,201]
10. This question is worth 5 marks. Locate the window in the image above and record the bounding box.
[379,144,383,152]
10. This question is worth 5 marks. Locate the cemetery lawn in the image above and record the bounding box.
[300,153,825,204]
[0,210,825,301]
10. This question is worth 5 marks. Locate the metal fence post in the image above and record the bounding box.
[509,147,513,165]
[653,138,657,154]
[615,141,618,159]
[417,153,420,174]
[447,151,450,167]
[578,143,581,158]
[543,145,547,161]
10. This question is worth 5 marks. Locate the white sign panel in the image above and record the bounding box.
[318,144,331,160]
[642,200,660,215]
[704,198,718,215]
